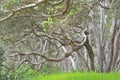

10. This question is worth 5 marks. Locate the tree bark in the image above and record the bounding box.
[111,29,120,71]
[105,13,117,72]
[84,36,95,71]
[77,50,90,71]
[97,1,106,72]
[62,46,77,71]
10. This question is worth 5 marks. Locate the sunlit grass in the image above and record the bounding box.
[26,72,120,80]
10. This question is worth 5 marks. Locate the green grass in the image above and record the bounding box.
[25,72,120,80]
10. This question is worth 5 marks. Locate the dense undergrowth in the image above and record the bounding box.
[24,72,120,80]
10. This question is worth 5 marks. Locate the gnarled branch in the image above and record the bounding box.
[0,0,71,23]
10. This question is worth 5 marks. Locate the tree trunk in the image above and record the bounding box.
[97,1,106,72]
[62,46,77,71]
[111,29,120,71]
[77,50,90,71]
[105,13,117,72]
[84,36,95,71]
[88,2,105,72]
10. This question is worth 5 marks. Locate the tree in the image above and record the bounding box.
[0,0,120,76]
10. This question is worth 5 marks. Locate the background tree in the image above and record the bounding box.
[0,1,120,79]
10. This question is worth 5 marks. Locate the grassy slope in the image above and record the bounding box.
[26,72,120,80]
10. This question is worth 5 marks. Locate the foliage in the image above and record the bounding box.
[40,62,61,75]
[42,17,54,32]
[4,65,35,80]
[2,0,20,10]
[0,47,5,80]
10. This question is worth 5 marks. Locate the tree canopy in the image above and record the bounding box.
[0,0,120,79]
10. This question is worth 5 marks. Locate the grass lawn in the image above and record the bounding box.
[26,72,120,80]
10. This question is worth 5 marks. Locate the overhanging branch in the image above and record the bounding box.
[17,48,73,62]
[0,0,70,23]
[0,0,46,23]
